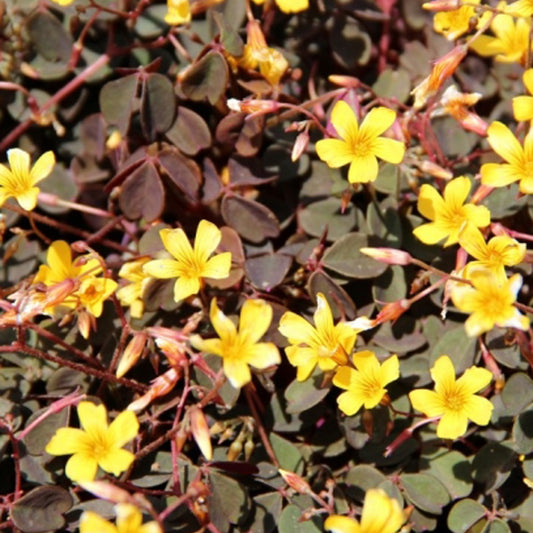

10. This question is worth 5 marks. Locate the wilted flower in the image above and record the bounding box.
[409,355,493,439]
[315,100,405,184]
[143,220,231,303]
[412,176,490,246]
[332,351,399,416]
[190,298,280,388]
[0,148,55,210]
[278,293,358,381]
[46,401,139,482]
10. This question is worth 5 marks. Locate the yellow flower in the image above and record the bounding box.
[409,355,493,439]
[116,257,153,319]
[45,401,139,482]
[332,351,399,416]
[0,148,55,210]
[324,488,406,533]
[190,298,281,388]
[143,220,232,303]
[433,0,480,41]
[164,0,191,25]
[251,0,309,14]
[513,69,533,122]
[315,101,405,184]
[469,5,532,64]
[412,176,490,246]
[80,503,161,533]
[458,224,526,277]
[481,121,533,194]
[450,268,529,337]
[506,0,533,16]
[77,277,118,318]
[278,293,358,381]
[49,0,74,5]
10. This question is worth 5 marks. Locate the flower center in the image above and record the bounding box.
[442,386,467,412]
[84,430,112,460]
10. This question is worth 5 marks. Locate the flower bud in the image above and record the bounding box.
[79,481,130,503]
[127,367,181,412]
[422,0,461,11]
[291,131,310,162]
[117,332,148,378]
[278,469,311,495]
[189,406,212,461]
[373,299,411,326]
[360,247,412,266]
[227,440,243,462]
[327,75,360,88]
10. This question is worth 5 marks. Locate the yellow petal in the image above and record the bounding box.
[276,0,308,13]
[65,452,99,482]
[246,342,281,369]
[412,222,450,245]
[209,299,237,341]
[336,389,364,416]
[456,366,492,395]
[359,106,396,139]
[115,504,142,532]
[203,252,232,280]
[480,162,519,188]
[409,389,443,417]
[463,395,494,426]
[16,187,39,210]
[30,150,55,184]
[173,275,200,301]
[458,224,488,260]
[381,355,400,385]
[239,299,273,344]
[223,358,252,388]
[313,293,334,338]
[143,258,181,279]
[139,522,163,533]
[279,311,318,345]
[523,68,533,94]
[332,365,356,390]
[45,427,89,455]
[417,183,444,220]
[437,410,468,439]
[315,138,354,168]
[46,240,74,280]
[190,337,224,356]
[347,155,378,183]
[330,100,359,141]
[98,448,135,476]
[431,355,456,392]
[360,489,405,533]
[79,511,117,533]
[194,219,222,263]
[372,137,405,164]
[0,162,13,187]
[160,227,193,262]
[107,410,139,448]
[77,401,108,434]
[512,95,533,121]
[443,176,470,209]
[7,148,30,178]
[324,515,361,533]
[486,121,523,165]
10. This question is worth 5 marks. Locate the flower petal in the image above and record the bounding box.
[0,163,14,188]
[315,138,354,168]
[107,410,139,448]
[359,106,396,138]
[279,311,318,345]
[409,389,443,417]
[463,395,494,426]
[239,299,273,344]
[330,100,359,140]
[30,151,55,184]
[436,410,468,439]
[7,148,30,178]
[372,137,405,164]
[332,365,356,391]
[347,155,378,183]
[417,183,444,220]
[143,259,181,279]
[203,252,232,280]
[189,337,224,356]
[45,427,89,455]
[209,298,237,341]
[360,489,405,533]
[486,121,523,165]
[173,275,200,301]
[246,342,280,369]
[324,515,361,533]
[77,401,108,434]
[412,222,450,245]
[223,358,252,388]
[79,511,117,533]
[160,227,193,262]
[381,355,400,385]
[115,504,142,532]
[194,219,222,263]
[456,366,492,395]
[431,355,456,393]
[512,95,533,121]
[16,187,39,210]
[480,162,520,188]
[98,448,135,476]
[443,176,470,209]
[313,293,334,338]
[336,390,364,416]
[65,452,99,482]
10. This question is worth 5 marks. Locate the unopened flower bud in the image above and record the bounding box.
[278,469,311,494]
[374,299,411,326]
[418,160,453,180]
[189,406,212,461]
[79,481,130,503]
[117,332,148,378]
[291,131,310,162]
[244,438,255,461]
[360,247,412,266]
[106,130,122,150]
[327,75,360,88]
[228,98,280,114]
[127,367,180,412]
[44,278,78,308]
[77,310,93,339]
[422,0,461,11]
[227,440,243,462]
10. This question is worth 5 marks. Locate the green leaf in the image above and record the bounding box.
[141,73,176,140]
[119,161,165,221]
[299,198,357,241]
[99,75,138,135]
[248,492,282,533]
[21,407,70,456]
[269,433,304,474]
[366,198,402,247]
[322,232,388,279]
[471,442,516,491]
[221,195,280,243]
[285,374,330,415]
[245,253,292,291]
[447,499,486,533]
[11,486,73,533]
[158,147,201,201]
[400,473,450,514]
[165,106,212,155]
[373,69,411,103]
[512,406,533,454]
[26,11,72,63]
[501,373,533,416]
[328,14,371,69]
[307,271,357,320]
[422,449,473,500]
[207,471,250,529]
[429,326,476,375]
[343,464,387,501]
[180,51,228,105]
[278,505,322,533]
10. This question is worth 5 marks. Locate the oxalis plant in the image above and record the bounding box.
[1,0,533,532]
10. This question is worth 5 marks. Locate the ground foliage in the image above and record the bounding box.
[1,0,533,532]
